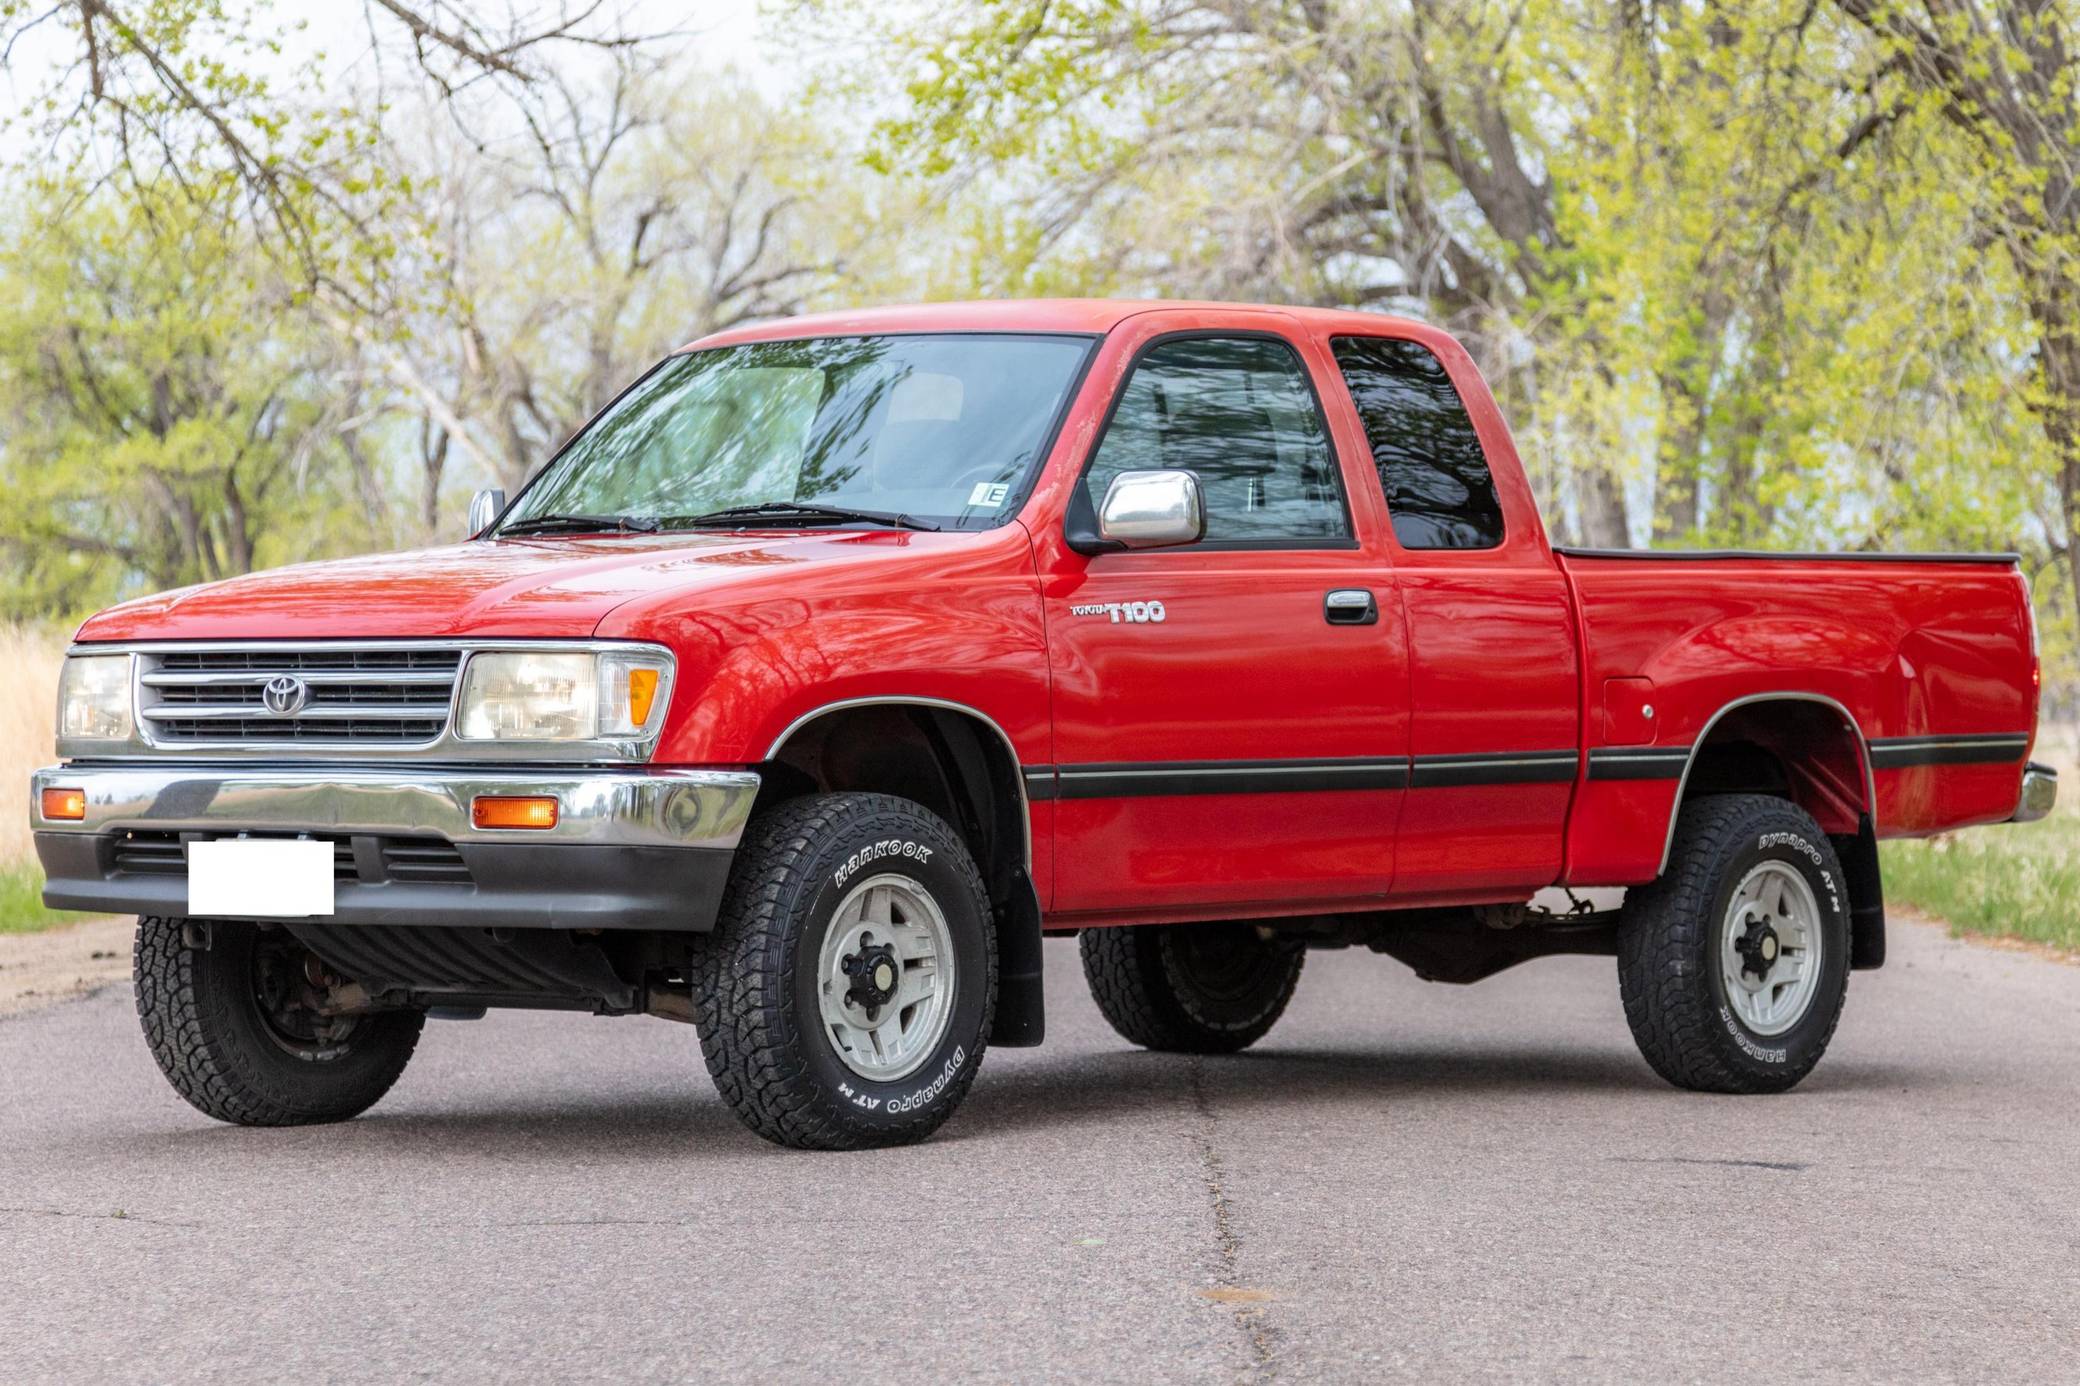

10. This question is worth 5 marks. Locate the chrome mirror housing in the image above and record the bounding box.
[468,488,507,537]
[1096,470,1205,550]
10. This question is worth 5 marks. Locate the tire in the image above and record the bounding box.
[1079,921,1304,1054]
[134,916,424,1126]
[1617,794,1851,1094]
[692,793,997,1151]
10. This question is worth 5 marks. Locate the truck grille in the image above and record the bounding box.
[138,647,461,746]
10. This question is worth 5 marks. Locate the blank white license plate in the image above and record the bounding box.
[187,839,336,918]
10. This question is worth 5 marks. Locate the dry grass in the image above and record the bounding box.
[1878,724,2076,956]
[0,627,83,933]
[1,625,64,866]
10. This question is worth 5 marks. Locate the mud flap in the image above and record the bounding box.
[1836,814,1886,970]
[991,870,1046,1046]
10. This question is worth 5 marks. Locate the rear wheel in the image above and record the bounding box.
[1080,921,1303,1054]
[1617,794,1851,1093]
[134,916,424,1126]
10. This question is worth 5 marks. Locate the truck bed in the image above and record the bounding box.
[1554,547,2038,886]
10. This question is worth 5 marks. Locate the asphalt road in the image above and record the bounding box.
[2,916,2076,1384]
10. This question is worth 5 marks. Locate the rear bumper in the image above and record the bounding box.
[30,763,760,931]
[2012,761,2058,823]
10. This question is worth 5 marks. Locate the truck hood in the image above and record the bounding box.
[75,531,947,643]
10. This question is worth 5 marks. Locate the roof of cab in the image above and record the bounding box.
[681,298,1432,352]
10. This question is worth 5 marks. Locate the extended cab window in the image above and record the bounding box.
[1082,336,1349,544]
[1331,336,1505,550]
[500,333,1094,532]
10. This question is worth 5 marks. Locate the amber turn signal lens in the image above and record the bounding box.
[471,795,559,830]
[627,667,660,727]
[40,787,87,821]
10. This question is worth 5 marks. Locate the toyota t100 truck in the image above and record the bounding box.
[31,300,2056,1150]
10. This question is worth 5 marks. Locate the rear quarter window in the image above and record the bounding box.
[1331,336,1505,551]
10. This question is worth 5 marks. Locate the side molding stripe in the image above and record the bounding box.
[1053,758,1410,799]
[1026,751,1581,799]
[1586,747,1689,781]
[1867,734,2031,770]
[1408,751,1578,788]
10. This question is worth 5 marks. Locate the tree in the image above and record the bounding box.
[0,0,657,298]
[0,173,372,610]
[1827,0,2080,661]
[351,57,860,515]
[844,0,1646,543]
[835,0,2071,686]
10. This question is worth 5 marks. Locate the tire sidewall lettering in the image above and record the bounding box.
[832,838,934,890]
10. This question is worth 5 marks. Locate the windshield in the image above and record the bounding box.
[497,333,1095,533]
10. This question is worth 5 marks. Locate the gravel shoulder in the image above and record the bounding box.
[0,916,129,1018]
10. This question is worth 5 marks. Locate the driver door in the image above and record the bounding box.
[1035,317,1408,918]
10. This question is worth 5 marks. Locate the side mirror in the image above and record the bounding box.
[468,488,507,537]
[1096,470,1205,550]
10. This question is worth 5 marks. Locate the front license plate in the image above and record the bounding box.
[186,839,336,918]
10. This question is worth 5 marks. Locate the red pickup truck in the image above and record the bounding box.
[33,300,2055,1150]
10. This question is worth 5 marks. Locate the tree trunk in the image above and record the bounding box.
[420,428,450,541]
[1577,467,1634,548]
[1651,390,1703,544]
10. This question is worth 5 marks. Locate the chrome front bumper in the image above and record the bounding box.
[2012,761,2059,823]
[31,763,760,847]
[30,763,761,930]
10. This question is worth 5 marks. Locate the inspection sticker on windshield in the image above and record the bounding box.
[967,482,1010,507]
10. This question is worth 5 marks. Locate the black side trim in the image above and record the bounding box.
[1555,546,2020,565]
[1408,750,1577,788]
[1032,750,1584,799]
[1867,734,2031,770]
[1054,758,1409,799]
[1587,746,1690,781]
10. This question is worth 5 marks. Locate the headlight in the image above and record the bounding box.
[456,648,673,744]
[57,654,135,746]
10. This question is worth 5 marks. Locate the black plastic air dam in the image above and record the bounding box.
[35,833,735,932]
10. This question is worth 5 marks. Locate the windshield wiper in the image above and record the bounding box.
[498,512,662,537]
[670,501,941,532]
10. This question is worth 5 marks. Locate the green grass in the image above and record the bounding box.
[1882,814,2080,954]
[0,862,90,935]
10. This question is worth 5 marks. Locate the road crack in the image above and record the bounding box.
[1188,1056,1280,1381]
[0,1204,197,1229]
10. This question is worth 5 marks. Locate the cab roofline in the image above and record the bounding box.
[679,298,1439,353]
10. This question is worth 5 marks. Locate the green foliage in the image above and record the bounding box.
[839,0,2080,695]
[0,863,86,935]
[0,171,376,613]
[0,0,2074,710]
[1883,815,2080,954]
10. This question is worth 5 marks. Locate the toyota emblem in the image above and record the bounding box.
[261,674,311,717]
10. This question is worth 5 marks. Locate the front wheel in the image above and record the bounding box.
[134,916,424,1126]
[1617,794,1851,1094]
[692,793,997,1150]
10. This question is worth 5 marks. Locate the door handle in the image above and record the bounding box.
[1324,588,1378,626]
